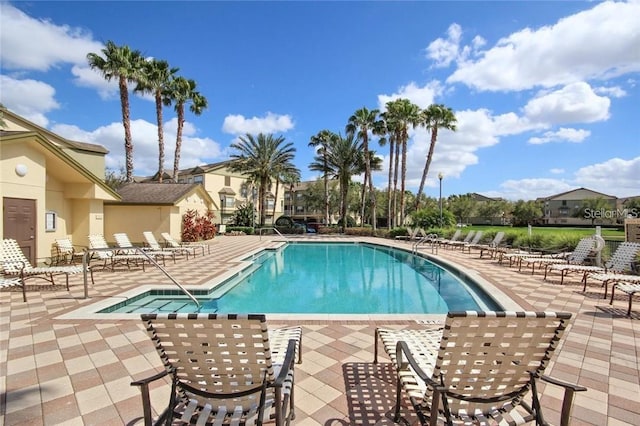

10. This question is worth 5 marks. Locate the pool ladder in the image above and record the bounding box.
[80,246,201,309]
[412,233,439,255]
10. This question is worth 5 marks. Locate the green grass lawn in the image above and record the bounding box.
[466,225,625,240]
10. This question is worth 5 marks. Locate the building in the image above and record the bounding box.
[537,188,618,225]
[0,108,119,264]
[103,183,216,244]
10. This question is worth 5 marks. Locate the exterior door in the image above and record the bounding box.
[3,197,37,265]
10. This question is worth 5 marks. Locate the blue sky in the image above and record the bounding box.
[1,1,639,200]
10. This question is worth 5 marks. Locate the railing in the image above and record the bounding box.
[412,233,439,255]
[81,247,201,309]
[258,227,287,241]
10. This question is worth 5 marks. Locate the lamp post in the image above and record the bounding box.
[438,172,443,227]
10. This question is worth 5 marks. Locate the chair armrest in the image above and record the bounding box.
[541,375,587,426]
[131,369,170,387]
[273,339,297,387]
[395,340,441,389]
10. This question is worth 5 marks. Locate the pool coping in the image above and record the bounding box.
[55,239,522,321]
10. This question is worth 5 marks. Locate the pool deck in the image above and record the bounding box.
[1,234,639,425]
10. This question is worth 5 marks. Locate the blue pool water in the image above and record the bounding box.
[100,243,501,314]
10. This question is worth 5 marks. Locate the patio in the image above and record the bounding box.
[1,235,638,425]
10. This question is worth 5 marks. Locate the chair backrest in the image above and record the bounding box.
[567,236,598,263]
[490,231,505,247]
[468,231,484,244]
[161,232,180,248]
[55,238,74,255]
[460,230,475,243]
[447,229,462,242]
[141,313,275,408]
[1,239,33,273]
[142,232,162,250]
[88,234,113,259]
[422,311,571,417]
[606,242,640,272]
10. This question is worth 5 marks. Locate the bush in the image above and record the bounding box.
[345,227,374,236]
[182,209,217,242]
[227,226,254,235]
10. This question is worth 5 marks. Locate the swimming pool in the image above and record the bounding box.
[99,242,502,315]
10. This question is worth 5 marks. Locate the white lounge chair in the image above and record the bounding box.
[1,238,83,302]
[161,232,209,256]
[609,282,640,316]
[88,234,151,272]
[518,235,604,275]
[143,231,191,260]
[113,232,174,264]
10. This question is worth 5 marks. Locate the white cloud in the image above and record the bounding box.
[0,3,103,71]
[574,156,640,197]
[51,118,223,176]
[523,82,610,125]
[425,24,463,68]
[0,75,59,126]
[594,85,627,98]
[528,127,591,145]
[222,112,294,135]
[446,0,640,91]
[377,81,443,111]
[71,65,119,99]
[489,178,574,201]
[550,168,565,174]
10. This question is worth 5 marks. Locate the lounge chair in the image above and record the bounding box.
[519,235,604,275]
[131,313,301,426]
[161,232,210,256]
[374,311,586,426]
[609,282,640,316]
[589,272,640,299]
[435,229,461,247]
[113,232,174,264]
[443,230,474,249]
[53,237,86,266]
[546,242,640,286]
[459,230,484,253]
[1,238,83,302]
[0,271,23,297]
[143,231,192,260]
[468,231,505,258]
[88,234,151,272]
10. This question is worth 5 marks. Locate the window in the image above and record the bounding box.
[193,175,203,184]
[45,211,57,232]
[224,196,235,209]
[224,176,231,186]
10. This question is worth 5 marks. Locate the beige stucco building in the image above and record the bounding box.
[0,108,119,264]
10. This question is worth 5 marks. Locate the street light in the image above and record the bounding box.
[438,172,443,227]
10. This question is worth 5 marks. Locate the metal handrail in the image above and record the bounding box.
[412,233,439,255]
[81,246,201,309]
[258,227,288,241]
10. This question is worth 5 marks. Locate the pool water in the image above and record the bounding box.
[100,243,501,314]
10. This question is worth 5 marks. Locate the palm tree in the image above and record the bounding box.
[272,167,301,219]
[318,133,363,231]
[309,130,337,225]
[228,133,298,226]
[87,41,144,182]
[384,98,422,225]
[415,104,457,209]
[346,107,380,230]
[135,59,179,182]
[163,77,208,181]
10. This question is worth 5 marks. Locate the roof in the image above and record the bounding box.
[111,183,211,205]
[537,187,617,202]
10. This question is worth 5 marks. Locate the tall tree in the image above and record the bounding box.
[229,133,298,226]
[415,104,457,209]
[163,77,208,181]
[308,130,337,225]
[346,107,381,230]
[272,166,301,219]
[87,41,144,182]
[135,59,179,182]
[384,99,422,225]
[320,133,363,231]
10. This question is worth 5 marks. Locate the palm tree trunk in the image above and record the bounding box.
[415,128,438,210]
[272,179,279,219]
[393,135,400,227]
[386,138,394,229]
[119,76,134,182]
[155,91,165,182]
[323,159,330,225]
[173,104,185,181]
[400,128,408,225]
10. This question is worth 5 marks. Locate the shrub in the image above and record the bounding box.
[182,209,217,242]
[345,227,374,236]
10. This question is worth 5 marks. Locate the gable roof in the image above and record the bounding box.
[110,183,214,205]
[537,187,617,202]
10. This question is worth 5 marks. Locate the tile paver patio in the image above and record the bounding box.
[1,234,639,425]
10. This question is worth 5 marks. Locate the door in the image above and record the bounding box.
[3,197,37,265]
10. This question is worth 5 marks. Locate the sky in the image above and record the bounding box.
[1,0,639,201]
